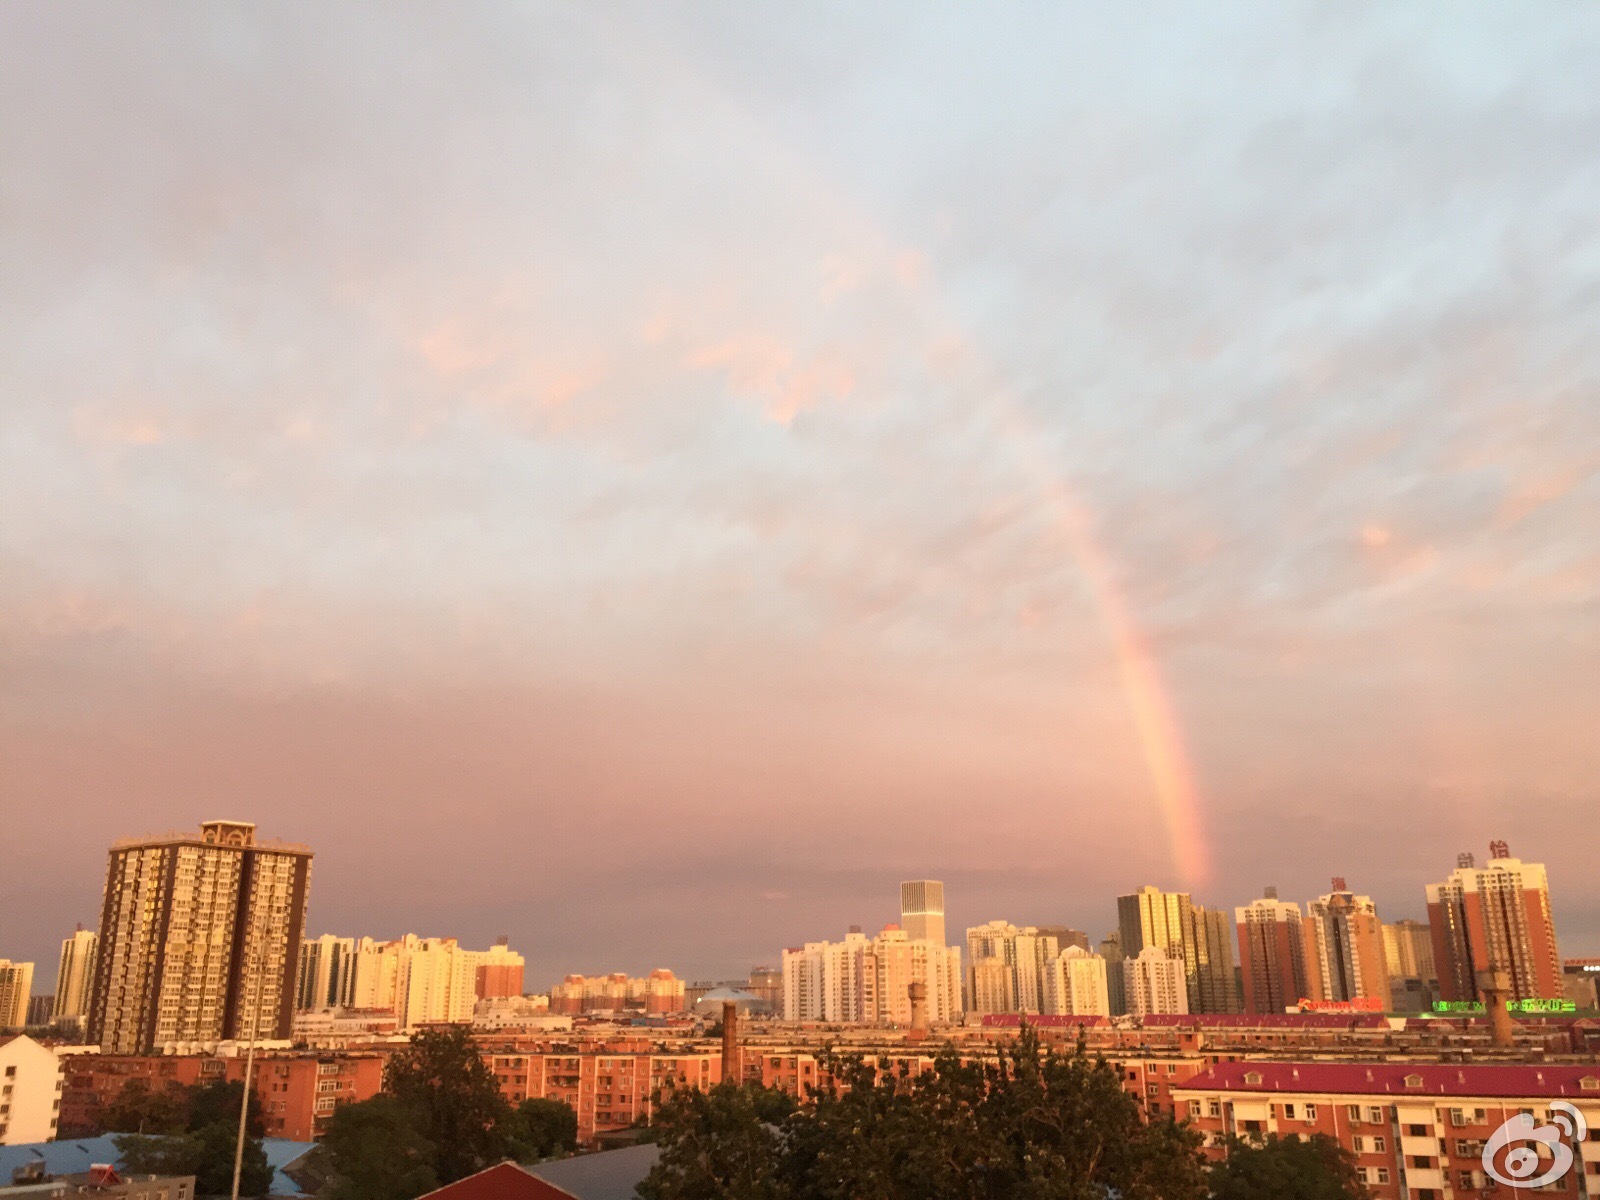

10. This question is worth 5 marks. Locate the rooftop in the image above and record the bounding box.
[1172,1061,1600,1098]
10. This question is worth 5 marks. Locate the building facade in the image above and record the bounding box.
[1118,888,1237,1013]
[548,970,685,1016]
[1426,842,1563,1003]
[1173,1061,1600,1200]
[0,1035,64,1144]
[1122,947,1189,1018]
[58,1050,382,1142]
[86,821,312,1054]
[964,922,1063,1015]
[53,929,99,1028]
[295,934,357,1011]
[0,961,34,1030]
[1235,892,1311,1015]
[1303,880,1389,1006]
[1044,946,1111,1017]
[781,926,961,1025]
[899,881,947,948]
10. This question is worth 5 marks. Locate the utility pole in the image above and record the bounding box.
[231,911,270,1200]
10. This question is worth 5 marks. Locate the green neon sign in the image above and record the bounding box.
[1430,998,1575,1014]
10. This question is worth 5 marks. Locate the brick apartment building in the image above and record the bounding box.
[1172,1061,1600,1199]
[58,1052,383,1142]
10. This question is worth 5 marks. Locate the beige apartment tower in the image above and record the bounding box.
[87,820,312,1054]
[53,928,99,1025]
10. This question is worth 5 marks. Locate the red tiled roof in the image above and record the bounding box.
[418,1162,575,1200]
[1171,1061,1600,1098]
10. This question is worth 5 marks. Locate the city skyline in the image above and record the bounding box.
[3,824,1586,996]
[4,5,1599,982]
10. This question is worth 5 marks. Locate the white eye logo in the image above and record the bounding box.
[1482,1102,1587,1189]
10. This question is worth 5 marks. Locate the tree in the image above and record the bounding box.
[384,1025,512,1184]
[640,1029,1210,1200]
[99,1079,190,1136]
[1207,1134,1372,1200]
[115,1125,273,1198]
[638,1083,789,1200]
[111,1077,272,1197]
[186,1079,263,1137]
[311,1095,441,1200]
[503,1097,580,1162]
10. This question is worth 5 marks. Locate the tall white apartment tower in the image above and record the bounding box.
[900,881,947,948]
[53,927,99,1025]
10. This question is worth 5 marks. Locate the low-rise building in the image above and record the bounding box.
[1173,1061,1600,1199]
[0,1036,64,1145]
[58,1051,383,1142]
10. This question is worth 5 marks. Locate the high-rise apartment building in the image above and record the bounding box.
[1034,926,1091,953]
[899,881,947,948]
[782,925,961,1025]
[0,960,34,1029]
[1118,887,1237,1013]
[393,936,481,1028]
[53,928,99,1026]
[548,970,684,1015]
[296,934,357,1011]
[87,820,312,1053]
[1044,946,1111,1017]
[1303,879,1389,1005]
[1383,918,1438,1012]
[474,939,526,999]
[1426,842,1563,1003]
[965,921,1064,1015]
[1100,931,1126,1015]
[1190,906,1240,1014]
[1235,891,1312,1015]
[1123,946,1188,1018]
[1382,919,1436,982]
[1118,887,1193,965]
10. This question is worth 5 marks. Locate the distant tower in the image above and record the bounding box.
[900,881,947,946]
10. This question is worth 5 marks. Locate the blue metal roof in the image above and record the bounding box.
[0,1136,314,1197]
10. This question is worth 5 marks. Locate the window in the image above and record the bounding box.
[1284,1104,1296,1119]
[1368,1106,1384,1123]
[1208,1101,1221,1118]
[1376,1168,1390,1184]
[1352,1136,1365,1153]
[1188,1100,1202,1118]
[1373,1136,1386,1153]
[1305,1104,1317,1121]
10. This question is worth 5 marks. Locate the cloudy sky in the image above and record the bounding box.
[3,3,1598,985]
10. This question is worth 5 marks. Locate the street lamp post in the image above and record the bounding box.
[231,911,270,1200]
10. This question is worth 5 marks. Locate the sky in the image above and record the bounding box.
[3,3,1598,988]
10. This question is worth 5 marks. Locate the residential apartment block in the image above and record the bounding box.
[1173,1061,1600,1199]
[58,1051,383,1142]
[0,962,33,1031]
[87,821,312,1054]
[53,930,99,1029]
[1427,842,1563,1004]
[0,1035,64,1144]
[782,926,961,1025]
